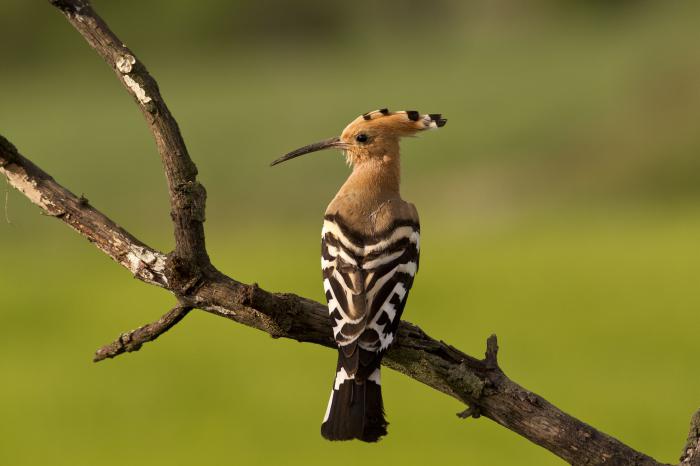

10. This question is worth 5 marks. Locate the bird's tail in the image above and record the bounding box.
[320,353,387,442]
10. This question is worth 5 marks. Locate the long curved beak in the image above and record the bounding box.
[270,136,344,166]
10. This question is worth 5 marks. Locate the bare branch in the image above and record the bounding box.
[94,305,192,362]
[49,0,209,267]
[0,136,167,288]
[681,409,700,466]
[485,333,499,368]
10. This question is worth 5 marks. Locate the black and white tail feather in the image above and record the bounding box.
[320,214,419,442]
[321,353,386,442]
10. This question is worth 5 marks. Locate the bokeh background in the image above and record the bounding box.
[2,1,700,464]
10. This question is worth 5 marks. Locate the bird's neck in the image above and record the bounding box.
[345,153,401,198]
[326,153,402,220]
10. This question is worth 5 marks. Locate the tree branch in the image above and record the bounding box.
[93,305,192,362]
[0,136,167,288]
[680,409,700,466]
[49,0,209,267]
[0,0,692,464]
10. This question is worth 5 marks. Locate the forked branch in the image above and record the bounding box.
[0,1,696,464]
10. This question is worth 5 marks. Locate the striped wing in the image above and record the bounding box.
[322,215,419,364]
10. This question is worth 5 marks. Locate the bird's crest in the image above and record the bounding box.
[347,108,447,136]
[361,108,446,127]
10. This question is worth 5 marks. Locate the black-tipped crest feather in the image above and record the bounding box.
[406,110,420,121]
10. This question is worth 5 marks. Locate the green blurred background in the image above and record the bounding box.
[2,1,700,464]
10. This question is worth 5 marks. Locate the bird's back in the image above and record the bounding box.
[322,193,420,368]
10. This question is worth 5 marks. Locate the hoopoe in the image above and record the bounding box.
[271,109,447,442]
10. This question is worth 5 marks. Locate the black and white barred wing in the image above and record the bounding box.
[321,216,420,354]
[360,223,419,353]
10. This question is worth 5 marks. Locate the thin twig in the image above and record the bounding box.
[485,333,499,369]
[94,305,192,362]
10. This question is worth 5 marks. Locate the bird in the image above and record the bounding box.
[271,108,447,442]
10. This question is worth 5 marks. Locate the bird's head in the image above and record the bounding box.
[270,109,447,167]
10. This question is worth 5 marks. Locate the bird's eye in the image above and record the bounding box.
[355,133,369,143]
